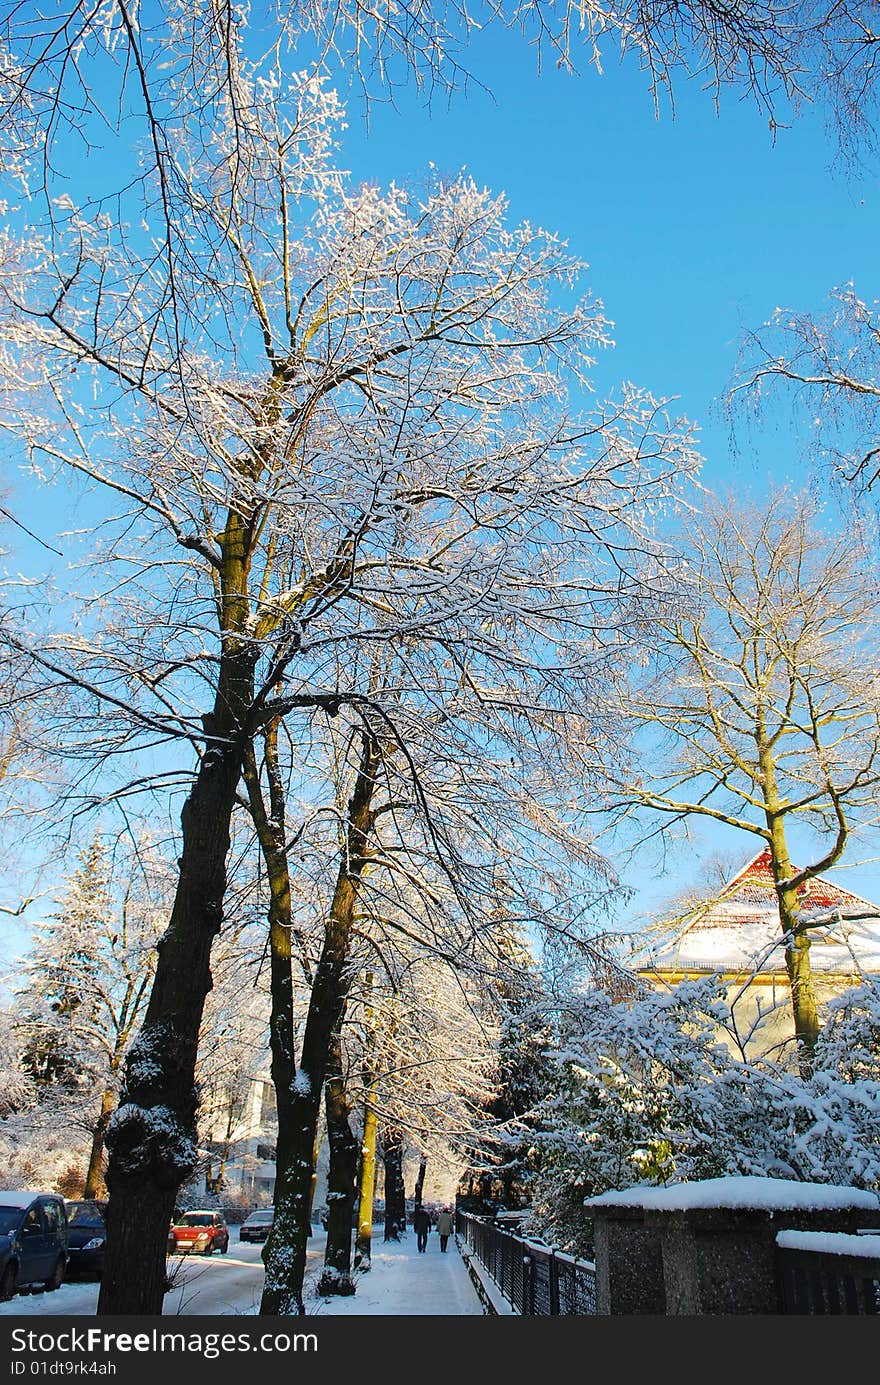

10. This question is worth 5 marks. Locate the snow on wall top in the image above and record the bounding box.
[776,1230,880,1257]
[585,1176,880,1213]
[637,849,880,976]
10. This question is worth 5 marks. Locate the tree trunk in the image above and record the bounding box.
[98,518,259,1315]
[762,760,821,1075]
[97,707,248,1313]
[382,1127,406,1241]
[316,1027,358,1296]
[260,732,379,1314]
[769,831,820,1074]
[354,973,378,1273]
[354,1098,378,1271]
[83,1088,116,1200]
[414,1156,427,1212]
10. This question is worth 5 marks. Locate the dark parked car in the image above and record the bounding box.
[64,1200,108,1279]
[0,1192,68,1300]
[239,1208,274,1243]
[167,1210,229,1256]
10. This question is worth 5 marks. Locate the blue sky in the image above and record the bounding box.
[3,22,880,962]
[331,27,878,476]
[329,31,880,924]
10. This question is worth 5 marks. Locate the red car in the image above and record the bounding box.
[167,1210,229,1256]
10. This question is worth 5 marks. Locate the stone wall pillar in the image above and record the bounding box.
[591,1206,665,1314]
[587,1178,880,1315]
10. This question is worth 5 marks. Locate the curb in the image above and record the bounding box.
[455,1237,518,1316]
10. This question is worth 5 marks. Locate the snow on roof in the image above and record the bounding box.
[776,1230,880,1258]
[585,1176,880,1213]
[0,1191,59,1208]
[636,849,880,977]
[719,850,879,914]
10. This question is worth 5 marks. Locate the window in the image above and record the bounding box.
[43,1202,60,1233]
[23,1207,43,1235]
[259,1082,277,1125]
[66,1204,105,1228]
[0,1208,24,1235]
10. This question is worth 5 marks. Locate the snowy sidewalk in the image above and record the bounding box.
[307,1233,484,1315]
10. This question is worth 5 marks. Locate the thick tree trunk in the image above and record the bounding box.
[316,1027,358,1296]
[83,1088,116,1199]
[382,1127,406,1241]
[98,731,246,1313]
[260,733,379,1314]
[98,520,258,1315]
[244,723,305,1315]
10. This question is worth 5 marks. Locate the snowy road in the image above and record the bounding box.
[0,1228,484,1317]
[0,1233,271,1318]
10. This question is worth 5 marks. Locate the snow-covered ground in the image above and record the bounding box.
[0,1226,483,1317]
[308,1235,482,1315]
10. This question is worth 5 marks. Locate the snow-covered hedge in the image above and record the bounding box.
[522,977,880,1255]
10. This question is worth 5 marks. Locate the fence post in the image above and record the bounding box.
[549,1249,560,1315]
[522,1254,532,1315]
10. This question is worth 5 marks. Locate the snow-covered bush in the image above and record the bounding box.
[523,976,880,1254]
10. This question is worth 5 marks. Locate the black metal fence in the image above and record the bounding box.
[777,1240,880,1315]
[456,1212,597,1315]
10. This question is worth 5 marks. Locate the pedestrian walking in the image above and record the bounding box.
[413,1205,432,1253]
[436,1207,454,1252]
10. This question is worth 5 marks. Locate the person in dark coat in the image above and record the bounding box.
[413,1205,432,1252]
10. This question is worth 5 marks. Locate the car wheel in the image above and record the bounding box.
[203,1243,214,1256]
[0,1263,17,1301]
[44,1258,65,1292]
[220,1240,228,1254]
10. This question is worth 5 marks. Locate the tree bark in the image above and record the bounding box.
[767,823,820,1075]
[316,1026,358,1296]
[260,731,379,1314]
[98,511,259,1315]
[354,1098,378,1271]
[760,741,821,1075]
[354,974,378,1272]
[414,1156,427,1212]
[382,1126,406,1241]
[83,1088,116,1200]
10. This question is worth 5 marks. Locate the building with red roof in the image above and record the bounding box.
[634,849,880,1058]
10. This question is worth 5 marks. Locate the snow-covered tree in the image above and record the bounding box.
[0,0,702,1311]
[316,944,499,1294]
[524,973,880,1255]
[2,0,879,197]
[735,285,880,502]
[600,489,880,1073]
[193,918,271,1200]
[457,925,555,1215]
[17,837,113,1096]
[10,833,172,1196]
